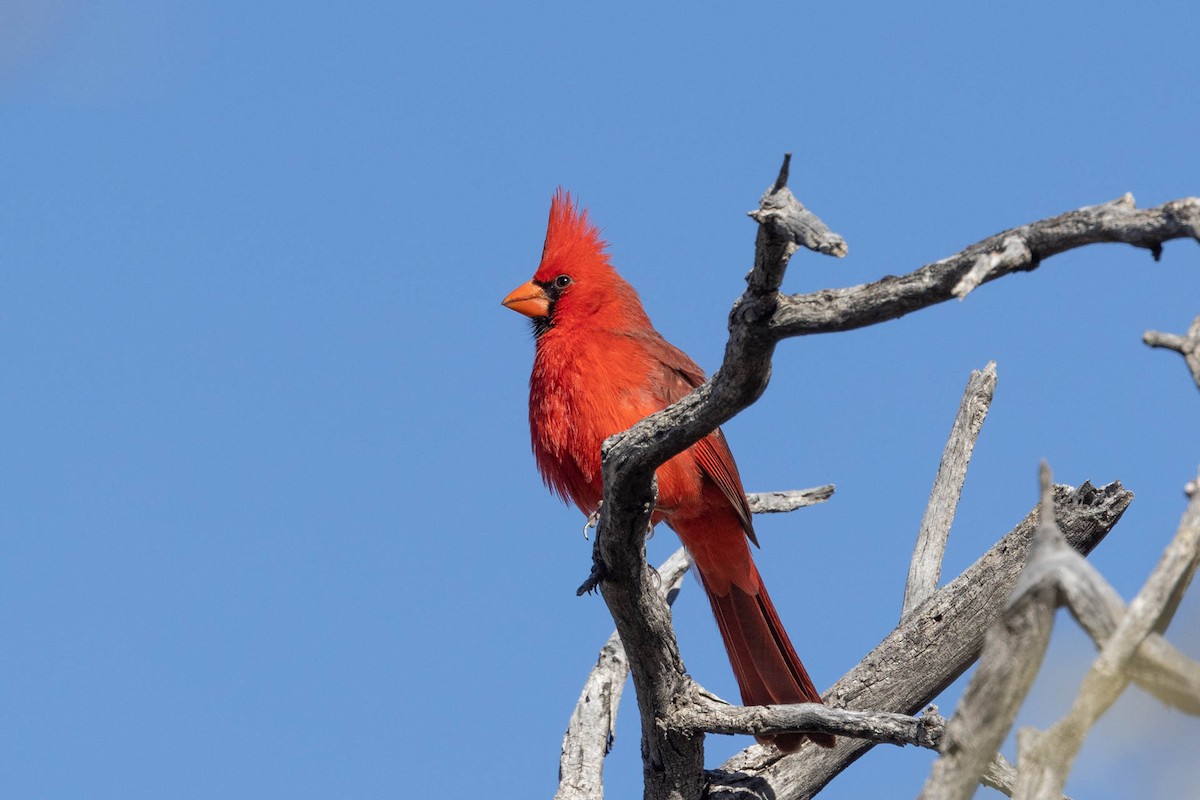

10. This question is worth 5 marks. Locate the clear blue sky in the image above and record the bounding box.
[3,2,1198,798]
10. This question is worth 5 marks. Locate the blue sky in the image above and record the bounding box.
[3,2,1198,798]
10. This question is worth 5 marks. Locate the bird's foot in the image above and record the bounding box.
[576,559,608,596]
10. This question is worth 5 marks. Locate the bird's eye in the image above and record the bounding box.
[553,274,572,289]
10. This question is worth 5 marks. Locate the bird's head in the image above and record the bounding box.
[502,189,644,337]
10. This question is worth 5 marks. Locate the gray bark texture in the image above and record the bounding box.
[903,362,997,619]
[1144,313,1200,391]
[569,155,1199,800]
[705,482,1130,800]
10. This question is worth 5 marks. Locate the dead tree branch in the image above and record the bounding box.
[746,485,835,514]
[1144,313,1200,391]
[585,154,1195,800]
[557,550,692,800]
[705,481,1130,800]
[674,696,945,749]
[919,466,1067,800]
[918,464,1200,800]
[903,362,998,619]
[558,487,834,800]
[771,193,1200,336]
[1012,468,1200,800]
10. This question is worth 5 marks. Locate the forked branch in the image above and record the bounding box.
[585,155,1196,800]
[920,465,1200,800]
[1144,313,1200,391]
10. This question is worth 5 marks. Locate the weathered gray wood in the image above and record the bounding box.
[674,693,945,748]
[557,550,692,800]
[1022,496,1200,715]
[1013,470,1200,800]
[919,467,1065,800]
[746,485,835,514]
[559,485,832,799]
[903,363,998,619]
[704,481,1131,800]
[927,582,1057,800]
[952,237,1033,298]
[591,155,847,800]
[980,753,1067,800]
[1144,312,1200,391]
[582,155,1195,800]
[911,464,1200,800]
[771,194,1200,336]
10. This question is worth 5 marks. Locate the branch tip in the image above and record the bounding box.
[773,153,792,193]
[1038,462,1054,523]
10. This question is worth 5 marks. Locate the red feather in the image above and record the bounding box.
[505,191,832,752]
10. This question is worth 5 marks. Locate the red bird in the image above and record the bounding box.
[503,190,832,752]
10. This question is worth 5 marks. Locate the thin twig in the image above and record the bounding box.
[953,237,1033,299]
[982,753,1071,800]
[903,362,998,619]
[746,484,835,514]
[1144,313,1200,391]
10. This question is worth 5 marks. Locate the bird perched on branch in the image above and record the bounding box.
[503,190,832,752]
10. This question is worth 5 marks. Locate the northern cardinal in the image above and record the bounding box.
[503,190,832,752]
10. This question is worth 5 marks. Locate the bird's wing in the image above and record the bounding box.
[631,330,758,545]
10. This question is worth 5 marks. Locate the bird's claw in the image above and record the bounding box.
[576,560,608,596]
[582,503,602,540]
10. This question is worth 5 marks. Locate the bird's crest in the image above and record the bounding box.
[534,189,610,282]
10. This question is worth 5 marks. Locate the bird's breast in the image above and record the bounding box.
[527,331,703,518]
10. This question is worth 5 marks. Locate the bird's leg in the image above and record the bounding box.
[577,504,608,594]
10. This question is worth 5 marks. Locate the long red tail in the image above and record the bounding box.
[675,512,834,752]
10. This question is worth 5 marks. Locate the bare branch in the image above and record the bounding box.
[1014,467,1200,799]
[903,362,998,619]
[561,480,832,799]
[906,462,1200,800]
[952,237,1032,299]
[592,155,847,800]
[749,155,848,261]
[1029,534,1200,714]
[675,692,945,749]
[586,159,1187,799]
[982,753,1071,800]
[705,480,1132,800]
[1026,478,1200,714]
[746,484,835,514]
[772,194,1200,336]
[927,585,1056,800]
[557,550,691,800]
[1144,312,1200,391]
[918,465,1066,800]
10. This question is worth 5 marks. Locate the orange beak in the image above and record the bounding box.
[502,280,550,318]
